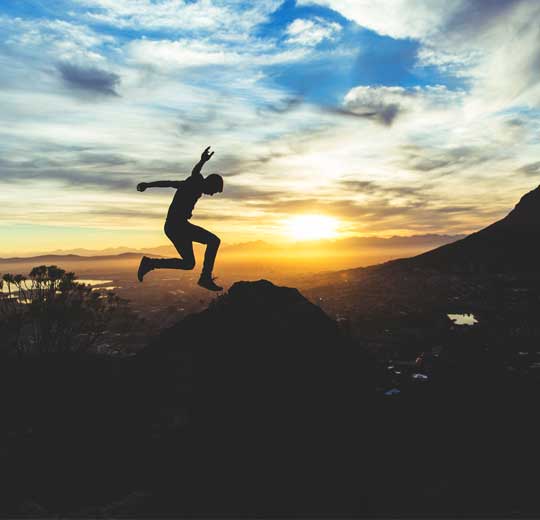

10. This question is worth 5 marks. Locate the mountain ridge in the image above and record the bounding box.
[394,185,540,273]
[328,184,540,276]
[0,252,156,264]
[0,233,465,263]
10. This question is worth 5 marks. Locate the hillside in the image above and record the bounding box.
[304,185,540,303]
[393,185,540,273]
[2,279,539,516]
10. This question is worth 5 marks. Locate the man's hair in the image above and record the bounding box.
[206,173,223,192]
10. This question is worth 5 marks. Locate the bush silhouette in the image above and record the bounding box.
[0,265,128,355]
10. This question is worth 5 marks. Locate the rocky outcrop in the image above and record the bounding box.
[140,279,372,513]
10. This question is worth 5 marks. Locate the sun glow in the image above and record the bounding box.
[285,214,340,241]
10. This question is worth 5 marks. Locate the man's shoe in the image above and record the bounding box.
[137,256,153,282]
[198,274,223,292]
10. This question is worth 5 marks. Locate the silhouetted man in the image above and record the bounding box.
[136,146,224,291]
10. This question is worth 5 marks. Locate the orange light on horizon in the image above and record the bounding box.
[284,214,340,241]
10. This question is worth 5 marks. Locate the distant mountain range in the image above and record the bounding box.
[0,252,147,264]
[0,234,464,264]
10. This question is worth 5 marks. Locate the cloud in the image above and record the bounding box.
[243,193,464,234]
[338,87,411,127]
[418,2,540,113]
[86,207,164,220]
[245,179,430,219]
[223,186,287,202]
[300,1,540,109]
[517,161,540,176]
[444,0,524,37]
[297,0,523,42]
[285,17,342,46]
[256,97,304,117]
[296,0,459,40]
[342,85,460,126]
[0,159,134,190]
[1,17,112,62]
[396,145,495,175]
[77,152,132,166]
[58,63,121,96]
[127,39,239,69]
[126,38,308,71]
[320,106,380,121]
[339,180,425,198]
[78,0,284,36]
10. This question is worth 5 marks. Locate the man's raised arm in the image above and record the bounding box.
[191,146,214,177]
[136,181,181,192]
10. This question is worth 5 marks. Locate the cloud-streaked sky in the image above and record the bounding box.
[1,0,540,254]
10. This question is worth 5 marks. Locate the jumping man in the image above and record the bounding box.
[136,146,224,291]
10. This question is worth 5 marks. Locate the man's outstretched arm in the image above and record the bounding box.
[137,181,181,191]
[191,146,214,177]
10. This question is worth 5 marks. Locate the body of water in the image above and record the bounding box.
[1,279,113,293]
[447,313,478,326]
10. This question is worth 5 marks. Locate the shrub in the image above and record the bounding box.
[0,265,128,355]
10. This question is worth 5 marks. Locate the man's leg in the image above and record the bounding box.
[188,223,222,291]
[138,222,222,290]
[153,236,195,270]
[137,229,195,281]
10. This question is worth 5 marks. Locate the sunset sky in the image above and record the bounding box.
[1,0,540,255]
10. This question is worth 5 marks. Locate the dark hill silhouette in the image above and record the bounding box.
[392,185,540,273]
[138,280,375,514]
[147,279,340,352]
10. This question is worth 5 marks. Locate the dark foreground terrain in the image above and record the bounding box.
[1,279,540,517]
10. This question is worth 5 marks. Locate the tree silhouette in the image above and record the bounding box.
[0,265,129,355]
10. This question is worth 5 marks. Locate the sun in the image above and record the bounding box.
[285,214,340,241]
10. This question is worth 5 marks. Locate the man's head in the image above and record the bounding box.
[203,173,223,195]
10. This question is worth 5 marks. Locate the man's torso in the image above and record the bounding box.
[166,174,204,223]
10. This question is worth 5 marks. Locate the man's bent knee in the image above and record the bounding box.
[183,258,196,270]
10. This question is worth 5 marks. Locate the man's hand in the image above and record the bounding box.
[201,146,214,163]
[137,182,147,192]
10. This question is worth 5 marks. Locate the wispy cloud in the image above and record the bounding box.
[343,85,464,126]
[78,0,284,35]
[285,17,342,46]
[2,16,113,62]
[126,38,311,72]
[517,161,540,176]
[297,0,457,40]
